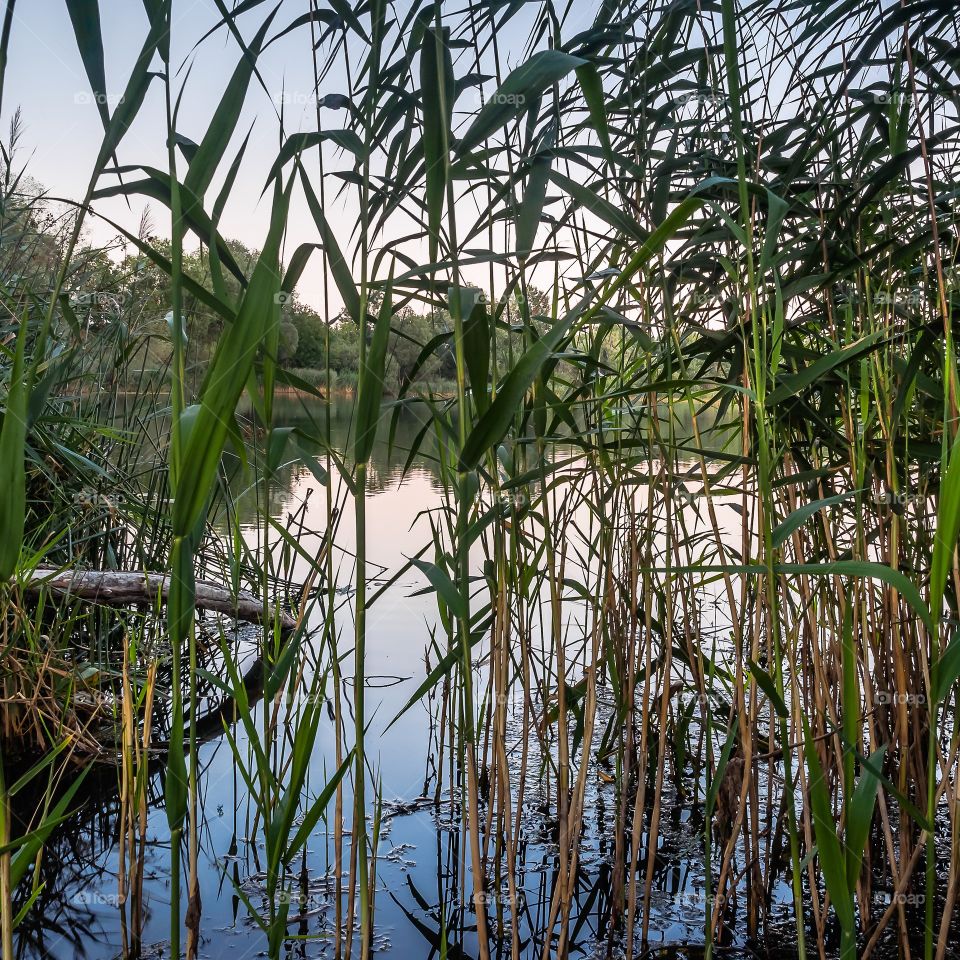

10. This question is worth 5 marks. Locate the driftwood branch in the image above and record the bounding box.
[24,568,297,633]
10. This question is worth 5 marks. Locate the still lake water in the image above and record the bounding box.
[19,395,759,960]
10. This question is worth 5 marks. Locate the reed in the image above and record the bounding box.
[0,0,959,957]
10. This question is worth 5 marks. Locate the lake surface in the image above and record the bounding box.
[17,395,778,960]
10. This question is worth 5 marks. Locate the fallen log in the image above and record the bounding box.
[23,568,297,633]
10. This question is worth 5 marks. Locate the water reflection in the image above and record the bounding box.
[220,394,445,531]
[16,395,783,960]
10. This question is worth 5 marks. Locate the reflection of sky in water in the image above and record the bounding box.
[22,398,768,959]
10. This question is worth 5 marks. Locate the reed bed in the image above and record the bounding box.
[0,0,959,958]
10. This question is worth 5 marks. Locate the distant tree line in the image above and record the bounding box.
[56,229,569,396]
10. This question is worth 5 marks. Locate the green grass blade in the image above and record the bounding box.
[457,50,586,154]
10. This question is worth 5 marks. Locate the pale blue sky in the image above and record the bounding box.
[3,1,607,311]
[5,1,374,309]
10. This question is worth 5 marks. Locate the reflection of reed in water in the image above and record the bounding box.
[10,764,164,959]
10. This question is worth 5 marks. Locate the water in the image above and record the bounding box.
[15,394,773,960]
